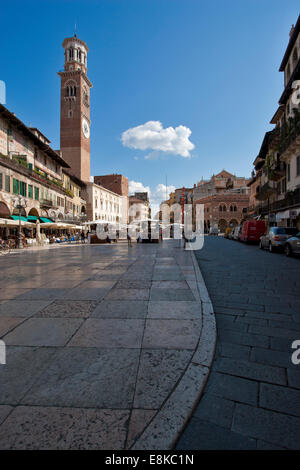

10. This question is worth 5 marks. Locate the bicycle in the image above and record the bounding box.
[0,241,11,255]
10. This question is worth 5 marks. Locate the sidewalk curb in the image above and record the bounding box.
[132,249,217,450]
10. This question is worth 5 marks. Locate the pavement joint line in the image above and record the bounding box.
[132,247,217,450]
[123,261,155,450]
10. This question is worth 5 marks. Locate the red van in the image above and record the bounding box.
[239,220,266,243]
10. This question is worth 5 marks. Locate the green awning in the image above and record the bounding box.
[40,217,54,223]
[27,215,38,222]
[10,215,28,222]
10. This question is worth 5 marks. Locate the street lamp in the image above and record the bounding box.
[13,195,27,249]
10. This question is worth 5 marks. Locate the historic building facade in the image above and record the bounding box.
[0,104,86,222]
[193,170,250,201]
[248,15,300,229]
[194,192,249,233]
[83,182,124,224]
[162,170,249,231]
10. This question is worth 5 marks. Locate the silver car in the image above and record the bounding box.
[259,227,299,252]
[285,232,300,256]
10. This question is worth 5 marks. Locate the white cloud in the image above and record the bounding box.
[129,180,151,196]
[150,183,176,219]
[122,121,195,158]
[153,184,176,203]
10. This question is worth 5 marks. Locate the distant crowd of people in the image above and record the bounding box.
[49,231,87,244]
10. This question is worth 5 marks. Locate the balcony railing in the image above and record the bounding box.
[269,160,286,181]
[269,188,300,212]
[278,113,300,156]
[40,199,54,208]
[0,153,68,197]
[254,188,300,215]
[255,182,277,201]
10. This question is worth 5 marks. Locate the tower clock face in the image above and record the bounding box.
[82,118,90,139]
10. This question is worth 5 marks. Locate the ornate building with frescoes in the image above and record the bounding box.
[0,104,86,228]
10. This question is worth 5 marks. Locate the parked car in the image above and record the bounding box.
[284,232,300,256]
[232,225,241,240]
[259,226,299,252]
[239,220,266,243]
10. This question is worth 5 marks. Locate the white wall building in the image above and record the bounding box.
[84,182,127,225]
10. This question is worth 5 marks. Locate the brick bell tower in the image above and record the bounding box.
[58,34,92,182]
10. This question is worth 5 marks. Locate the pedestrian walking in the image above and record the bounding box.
[127,232,132,247]
[182,230,188,249]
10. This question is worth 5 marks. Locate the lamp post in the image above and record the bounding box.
[13,195,27,249]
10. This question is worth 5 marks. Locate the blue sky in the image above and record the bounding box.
[1,0,300,208]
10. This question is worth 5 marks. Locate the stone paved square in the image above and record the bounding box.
[64,287,110,300]
[21,348,140,408]
[105,288,150,301]
[3,318,84,347]
[0,241,204,449]
[0,318,25,337]
[133,349,192,409]
[68,318,145,348]
[0,406,130,450]
[0,347,58,404]
[16,288,69,301]
[150,288,196,301]
[142,319,201,349]
[35,300,98,318]
[148,301,202,320]
[91,300,148,319]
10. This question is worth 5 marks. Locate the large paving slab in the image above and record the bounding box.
[0,240,215,449]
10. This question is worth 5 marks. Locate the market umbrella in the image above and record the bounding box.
[36,219,41,245]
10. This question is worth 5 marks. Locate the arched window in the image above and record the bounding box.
[234,205,237,212]
[219,205,223,212]
[230,205,233,212]
[66,85,76,97]
[223,205,226,212]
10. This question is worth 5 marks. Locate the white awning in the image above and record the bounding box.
[276,209,300,221]
[0,218,33,228]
